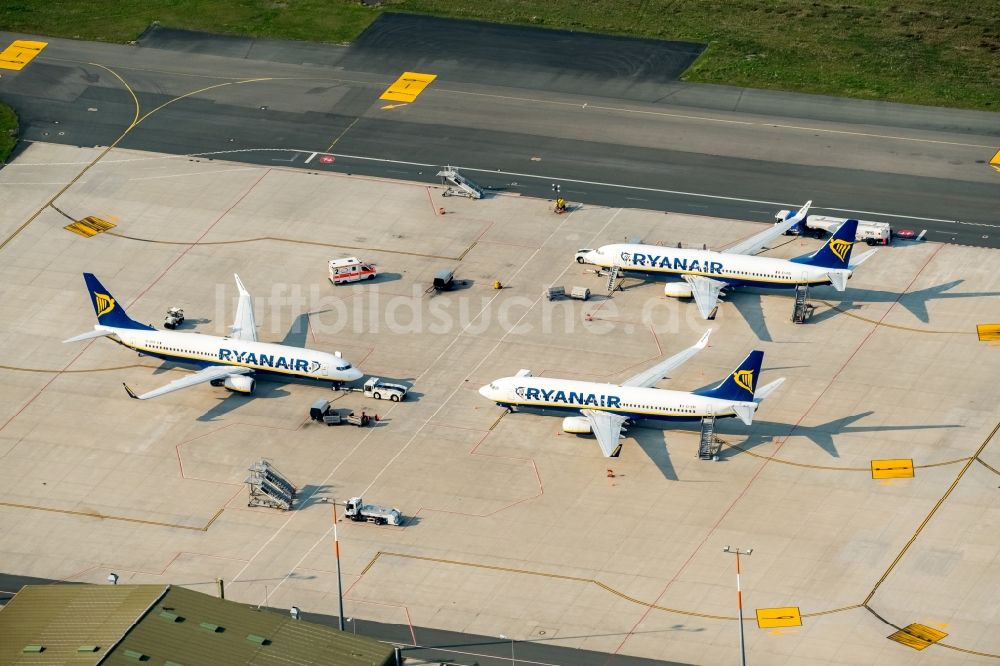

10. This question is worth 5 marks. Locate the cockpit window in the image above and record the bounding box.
[337,364,352,371]
[490,383,499,390]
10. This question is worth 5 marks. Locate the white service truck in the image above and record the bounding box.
[344,496,401,526]
[774,210,891,246]
[362,377,408,402]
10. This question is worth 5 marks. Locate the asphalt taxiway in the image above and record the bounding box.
[0,15,998,247]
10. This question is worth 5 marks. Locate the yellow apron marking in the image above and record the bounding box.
[65,216,117,238]
[380,71,437,103]
[0,40,47,70]
[976,323,1000,341]
[888,623,947,650]
[755,607,802,628]
[991,149,1000,173]
[871,458,914,479]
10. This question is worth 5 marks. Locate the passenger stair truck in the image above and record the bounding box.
[775,209,891,245]
[344,497,401,525]
[245,460,296,511]
[436,166,485,199]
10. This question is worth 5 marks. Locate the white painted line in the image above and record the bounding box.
[304,151,317,164]
[10,142,995,230]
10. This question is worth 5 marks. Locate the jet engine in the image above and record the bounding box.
[562,417,592,434]
[224,375,255,394]
[664,283,694,298]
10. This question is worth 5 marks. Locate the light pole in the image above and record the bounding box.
[499,634,514,665]
[346,617,356,635]
[723,546,752,666]
[333,500,345,631]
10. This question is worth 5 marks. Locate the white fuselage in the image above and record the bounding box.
[583,244,842,289]
[479,376,745,422]
[103,326,363,383]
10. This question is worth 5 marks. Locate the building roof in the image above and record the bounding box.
[0,585,166,665]
[0,585,395,666]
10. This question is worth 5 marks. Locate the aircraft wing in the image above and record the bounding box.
[684,275,728,319]
[726,200,811,256]
[621,329,712,388]
[123,365,252,400]
[581,409,629,457]
[230,274,258,342]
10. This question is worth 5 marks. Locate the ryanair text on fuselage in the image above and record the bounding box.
[217,348,320,373]
[621,251,724,274]
[516,386,622,408]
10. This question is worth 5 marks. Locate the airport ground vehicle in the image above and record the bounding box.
[344,496,401,525]
[774,209,891,245]
[328,257,377,284]
[309,400,371,426]
[361,377,407,402]
[545,286,590,301]
[433,269,455,292]
[163,307,184,329]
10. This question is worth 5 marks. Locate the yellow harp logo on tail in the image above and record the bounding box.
[733,369,754,394]
[829,238,853,263]
[95,292,116,317]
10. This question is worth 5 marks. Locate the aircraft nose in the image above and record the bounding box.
[478,384,492,399]
[346,367,363,381]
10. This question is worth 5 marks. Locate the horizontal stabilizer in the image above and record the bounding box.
[849,248,878,269]
[732,402,756,426]
[753,378,785,404]
[63,328,114,344]
[827,270,849,292]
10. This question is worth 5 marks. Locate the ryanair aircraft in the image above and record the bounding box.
[577,201,878,318]
[479,330,784,457]
[65,273,363,400]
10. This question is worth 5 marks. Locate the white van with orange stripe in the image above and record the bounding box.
[328,257,377,284]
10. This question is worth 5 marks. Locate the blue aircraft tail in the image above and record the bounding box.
[83,273,154,330]
[695,350,763,401]
[792,219,858,269]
